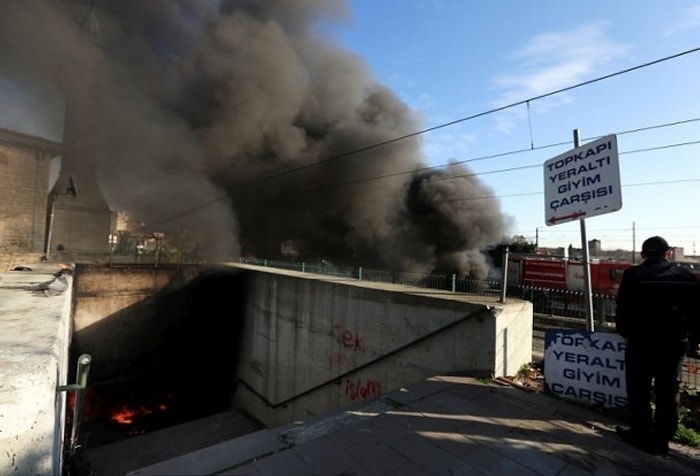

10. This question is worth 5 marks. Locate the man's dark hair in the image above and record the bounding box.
[641,236,670,258]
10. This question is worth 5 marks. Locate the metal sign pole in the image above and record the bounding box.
[500,246,509,303]
[573,129,595,332]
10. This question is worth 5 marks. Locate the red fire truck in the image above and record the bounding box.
[507,254,700,295]
[508,255,625,295]
[504,254,699,320]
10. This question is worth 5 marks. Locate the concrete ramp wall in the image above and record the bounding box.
[230,264,533,427]
[71,263,201,381]
[0,264,73,476]
[68,262,532,431]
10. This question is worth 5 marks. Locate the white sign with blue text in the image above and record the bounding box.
[544,134,621,226]
[544,329,627,408]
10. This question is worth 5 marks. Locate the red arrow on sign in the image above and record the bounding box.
[548,210,586,224]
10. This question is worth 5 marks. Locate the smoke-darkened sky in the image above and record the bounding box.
[0,0,512,276]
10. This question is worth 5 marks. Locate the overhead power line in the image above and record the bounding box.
[536,224,700,234]
[154,121,700,226]
[527,224,700,245]
[234,45,700,190]
[153,47,700,225]
[232,135,700,205]
[155,118,700,226]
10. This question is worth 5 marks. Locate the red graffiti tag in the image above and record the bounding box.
[333,324,364,352]
[344,378,382,401]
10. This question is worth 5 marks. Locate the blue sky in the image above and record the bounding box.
[1,1,698,259]
[335,0,700,255]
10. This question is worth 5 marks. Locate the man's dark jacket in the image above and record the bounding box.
[616,258,700,346]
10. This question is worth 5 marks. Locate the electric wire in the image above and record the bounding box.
[232,137,700,205]
[150,47,700,225]
[440,177,700,204]
[152,122,700,226]
[152,118,700,226]
[233,45,700,189]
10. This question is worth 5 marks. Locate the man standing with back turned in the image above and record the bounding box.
[615,236,700,455]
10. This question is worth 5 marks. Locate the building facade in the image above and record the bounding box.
[0,128,61,253]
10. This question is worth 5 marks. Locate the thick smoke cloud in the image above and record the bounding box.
[0,0,511,276]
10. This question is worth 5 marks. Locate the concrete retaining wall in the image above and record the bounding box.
[2,261,532,474]
[71,263,202,381]
[70,264,248,424]
[230,264,533,427]
[0,264,73,475]
[68,262,532,431]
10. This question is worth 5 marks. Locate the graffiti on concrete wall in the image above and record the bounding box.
[343,378,382,401]
[331,324,383,401]
[333,323,365,352]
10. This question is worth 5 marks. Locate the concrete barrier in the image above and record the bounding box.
[230,264,533,427]
[0,264,73,475]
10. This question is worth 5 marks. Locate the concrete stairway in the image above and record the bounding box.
[82,411,263,476]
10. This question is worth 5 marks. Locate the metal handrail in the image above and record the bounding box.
[57,354,92,456]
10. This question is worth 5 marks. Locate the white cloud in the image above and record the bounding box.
[664,4,700,36]
[497,23,629,98]
[490,22,629,122]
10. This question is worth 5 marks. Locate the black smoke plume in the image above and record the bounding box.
[0,0,510,276]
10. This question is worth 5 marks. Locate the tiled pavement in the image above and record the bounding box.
[129,374,700,476]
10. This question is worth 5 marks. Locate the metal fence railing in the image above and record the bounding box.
[509,286,618,324]
[240,257,611,313]
[239,257,700,389]
[45,235,202,266]
[109,234,200,265]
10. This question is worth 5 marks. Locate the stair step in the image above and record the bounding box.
[84,410,262,476]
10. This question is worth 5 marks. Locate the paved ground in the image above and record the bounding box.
[83,411,264,476]
[127,373,700,476]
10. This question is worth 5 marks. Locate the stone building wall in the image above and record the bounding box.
[0,129,61,253]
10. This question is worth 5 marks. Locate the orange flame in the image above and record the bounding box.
[111,405,153,425]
